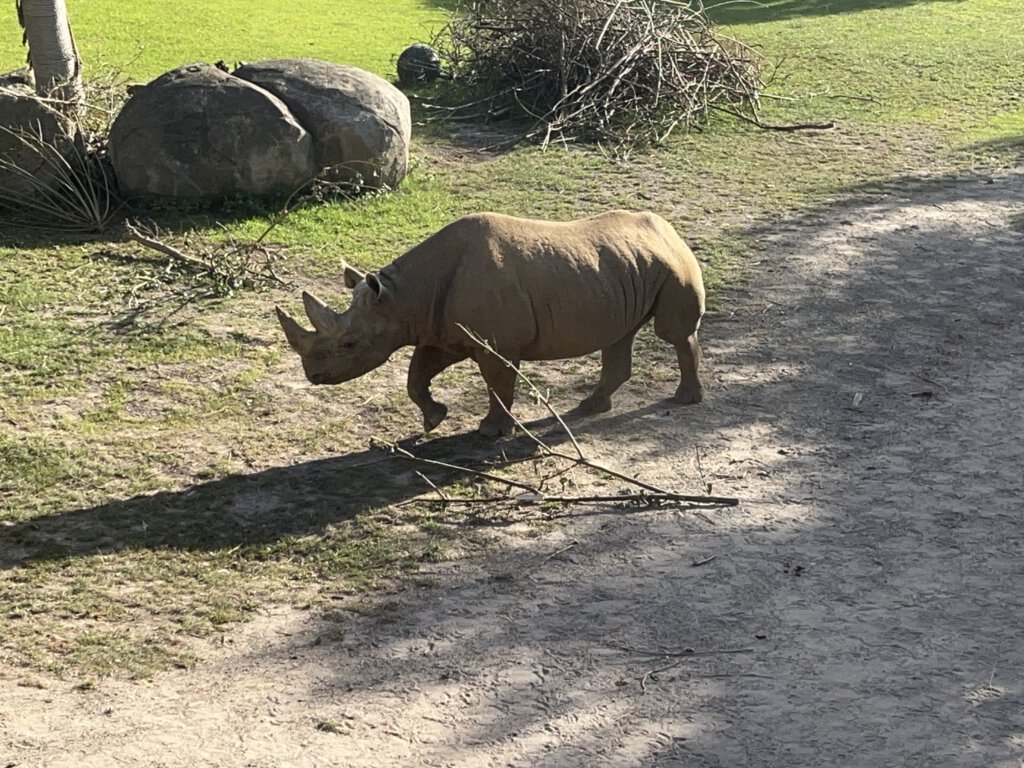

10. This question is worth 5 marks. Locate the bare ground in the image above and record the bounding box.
[3,169,1024,767]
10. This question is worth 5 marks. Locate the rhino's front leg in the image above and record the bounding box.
[579,330,637,413]
[474,352,519,437]
[407,345,467,432]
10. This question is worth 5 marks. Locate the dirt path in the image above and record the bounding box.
[3,170,1023,767]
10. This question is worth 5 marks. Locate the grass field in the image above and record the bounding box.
[1,0,1022,679]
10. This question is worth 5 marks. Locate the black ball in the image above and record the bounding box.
[397,44,441,86]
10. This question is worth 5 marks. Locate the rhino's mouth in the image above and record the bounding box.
[305,371,339,385]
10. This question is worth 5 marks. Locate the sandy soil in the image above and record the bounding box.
[3,170,1023,767]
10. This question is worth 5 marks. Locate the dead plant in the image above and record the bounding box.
[429,0,764,151]
[0,122,119,232]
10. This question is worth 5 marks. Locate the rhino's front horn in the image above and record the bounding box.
[302,291,340,332]
[276,306,313,352]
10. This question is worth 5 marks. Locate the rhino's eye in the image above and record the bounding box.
[342,341,357,350]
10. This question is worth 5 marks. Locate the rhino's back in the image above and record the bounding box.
[391,211,703,358]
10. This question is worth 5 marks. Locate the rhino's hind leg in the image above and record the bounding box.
[408,345,467,432]
[671,331,704,404]
[579,331,638,413]
[474,352,519,437]
[654,307,704,405]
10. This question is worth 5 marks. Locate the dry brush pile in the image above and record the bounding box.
[431,0,764,150]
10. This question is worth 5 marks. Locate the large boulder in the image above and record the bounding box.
[0,81,79,199]
[235,59,411,190]
[108,63,316,198]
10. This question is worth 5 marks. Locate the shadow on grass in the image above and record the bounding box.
[966,134,1024,167]
[707,0,966,26]
[0,426,585,569]
[0,179,365,250]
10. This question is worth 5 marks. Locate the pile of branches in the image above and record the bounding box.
[431,0,763,150]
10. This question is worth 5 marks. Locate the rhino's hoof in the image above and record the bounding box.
[578,393,612,413]
[478,416,514,438]
[673,385,704,405]
[422,403,448,432]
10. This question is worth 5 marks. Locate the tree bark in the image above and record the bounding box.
[17,0,82,104]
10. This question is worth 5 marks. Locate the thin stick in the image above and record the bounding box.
[415,471,450,503]
[373,438,541,495]
[523,491,735,505]
[711,105,836,131]
[416,491,738,506]
[458,324,586,460]
[641,659,681,693]
[618,645,754,658]
[531,539,579,569]
[121,222,212,270]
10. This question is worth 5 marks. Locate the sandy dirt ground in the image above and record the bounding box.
[3,169,1023,767]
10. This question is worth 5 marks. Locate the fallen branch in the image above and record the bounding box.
[372,437,542,495]
[119,221,212,270]
[618,645,754,658]
[418,491,738,506]
[712,105,836,132]
[529,539,579,571]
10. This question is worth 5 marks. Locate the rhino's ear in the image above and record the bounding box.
[276,306,313,352]
[343,266,365,290]
[365,272,387,303]
[302,291,339,332]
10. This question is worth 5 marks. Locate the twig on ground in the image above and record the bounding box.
[529,539,579,571]
[641,659,682,693]
[618,645,754,658]
[378,325,741,511]
[711,105,836,131]
[418,491,737,506]
[415,471,450,503]
[120,221,212,270]
[372,437,542,495]
[640,663,771,691]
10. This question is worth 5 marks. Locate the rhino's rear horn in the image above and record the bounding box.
[302,291,340,332]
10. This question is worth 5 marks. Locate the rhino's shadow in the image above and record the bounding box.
[0,424,585,570]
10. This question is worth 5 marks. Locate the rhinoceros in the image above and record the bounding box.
[276,210,705,436]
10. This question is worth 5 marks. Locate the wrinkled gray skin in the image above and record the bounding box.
[276,211,705,437]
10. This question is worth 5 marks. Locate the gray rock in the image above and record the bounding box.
[108,63,316,198]
[397,44,441,86]
[235,59,411,190]
[0,82,79,199]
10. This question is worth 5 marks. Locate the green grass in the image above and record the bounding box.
[709,0,1024,142]
[1,0,1023,679]
[0,0,447,81]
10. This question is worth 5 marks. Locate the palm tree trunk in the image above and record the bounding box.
[16,0,82,104]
